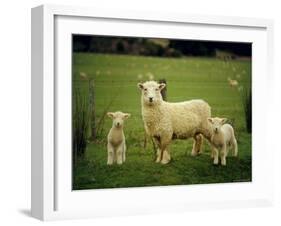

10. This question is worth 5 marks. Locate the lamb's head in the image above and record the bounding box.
[208,117,227,134]
[107,111,130,128]
[138,81,166,106]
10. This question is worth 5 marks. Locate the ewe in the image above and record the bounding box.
[107,111,130,165]
[208,117,238,166]
[138,81,212,164]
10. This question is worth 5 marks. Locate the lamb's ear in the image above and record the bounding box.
[123,113,131,119]
[208,118,213,123]
[107,112,114,118]
[159,83,166,90]
[138,83,144,90]
[221,118,227,124]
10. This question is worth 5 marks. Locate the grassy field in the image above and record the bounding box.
[72,53,252,190]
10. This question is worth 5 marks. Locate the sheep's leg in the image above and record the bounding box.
[153,135,171,164]
[123,142,126,162]
[153,136,161,163]
[116,145,123,165]
[162,148,171,164]
[232,138,238,157]
[107,143,114,165]
[191,139,198,156]
[213,148,219,165]
[155,149,161,163]
[160,147,170,164]
[210,144,216,159]
[220,144,227,166]
[160,139,171,165]
[196,134,203,154]
[156,134,171,164]
[191,134,203,156]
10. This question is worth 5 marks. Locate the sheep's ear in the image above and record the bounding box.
[208,118,213,123]
[138,83,144,90]
[159,83,166,90]
[107,112,114,118]
[123,113,131,119]
[221,118,227,124]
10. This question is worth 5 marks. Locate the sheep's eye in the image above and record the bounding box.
[144,88,147,91]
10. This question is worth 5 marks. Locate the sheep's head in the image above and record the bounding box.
[208,117,227,134]
[107,111,130,128]
[138,81,166,106]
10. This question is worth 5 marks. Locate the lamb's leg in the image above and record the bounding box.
[213,147,219,165]
[123,142,126,162]
[210,144,216,159]
[116,145,123,165]
[191,134,203,156]
[220,144,227,166]
[107,143,114,165]
[232,138,238,157]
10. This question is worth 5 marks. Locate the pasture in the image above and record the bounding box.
[72,53,252,190]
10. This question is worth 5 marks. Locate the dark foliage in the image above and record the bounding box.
[72,35,251,57]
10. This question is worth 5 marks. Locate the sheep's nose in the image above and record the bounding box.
[116,122,120,126]
[149,97,153,102]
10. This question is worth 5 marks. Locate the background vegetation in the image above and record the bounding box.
[73,36,251,57]
[72,48,252,190]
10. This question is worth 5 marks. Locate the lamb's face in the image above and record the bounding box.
[138,81,166,106]
[208,117,227,134]
[107,111,130,128]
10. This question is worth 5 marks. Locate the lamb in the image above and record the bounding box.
[107,111,130,165]
[228,77,239,87]
[138,81,212,164]
[208,117,238,166]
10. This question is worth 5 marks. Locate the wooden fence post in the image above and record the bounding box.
[88,79,96,140]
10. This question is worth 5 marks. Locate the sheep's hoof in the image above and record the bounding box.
[160,159,170,165]
[155,158,161,163]
[191,151,198,156]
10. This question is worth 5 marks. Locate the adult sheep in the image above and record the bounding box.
[138,81,212,164]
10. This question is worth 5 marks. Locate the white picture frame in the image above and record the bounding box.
[31,4,274,221]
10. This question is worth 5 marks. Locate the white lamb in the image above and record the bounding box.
[208,117,238,166]
[138,81,212,164]
[228,77,239,88]
[107,111,130,165]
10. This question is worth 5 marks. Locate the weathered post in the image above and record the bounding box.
[88,79,96,140]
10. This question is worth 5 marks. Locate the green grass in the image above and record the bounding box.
[72,53,252,190]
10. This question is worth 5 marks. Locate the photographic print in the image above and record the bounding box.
[72,35,252,190]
